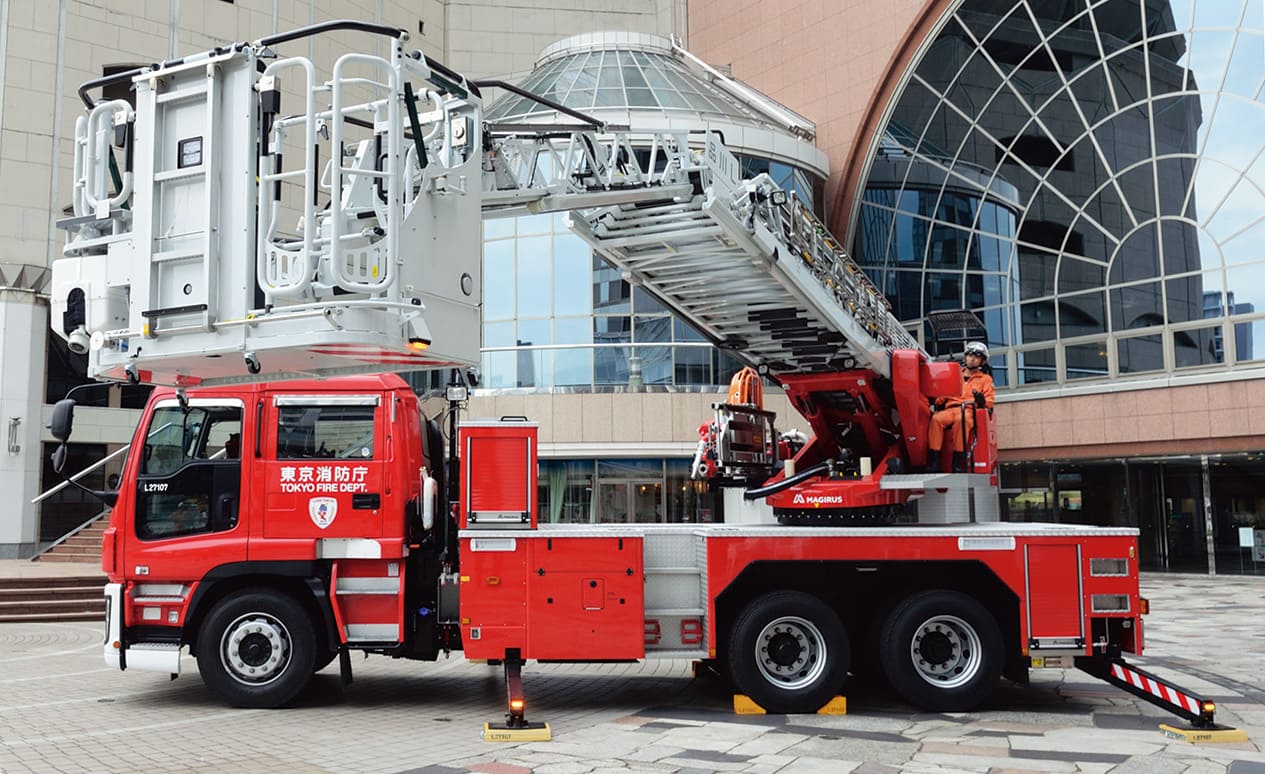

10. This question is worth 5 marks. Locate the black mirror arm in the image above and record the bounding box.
[50,446,119,508]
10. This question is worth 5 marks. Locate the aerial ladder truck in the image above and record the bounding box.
[44,20,1222,734]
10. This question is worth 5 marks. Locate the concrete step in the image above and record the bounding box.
[0,598,104,617]
[0,573,105,623]
[40,543,101,556]
[62,535,105,548]
[0,585,102,601]
[0,610,104,624]
[0,575,104,591]
[38,555,103,566]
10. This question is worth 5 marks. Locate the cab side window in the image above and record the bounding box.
[276,405,375,459]
[136,403,243,540]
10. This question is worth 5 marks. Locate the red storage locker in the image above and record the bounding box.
[460,418,538,529]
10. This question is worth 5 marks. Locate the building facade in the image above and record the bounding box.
[4,0,1264,575]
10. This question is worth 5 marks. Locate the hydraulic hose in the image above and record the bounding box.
[743,461,831,500]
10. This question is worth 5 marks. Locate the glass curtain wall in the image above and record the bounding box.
[538,458,721,524]
[481,214,749,390]
[1000,452,1265,574]
[854,0,1265,389]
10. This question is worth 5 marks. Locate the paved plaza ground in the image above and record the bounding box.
[1,573,1263,773]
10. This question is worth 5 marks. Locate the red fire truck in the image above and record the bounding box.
[53,373,1145,715]
[46,21,1219,731]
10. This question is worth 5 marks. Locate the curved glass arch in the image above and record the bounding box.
[854,0,1265,385]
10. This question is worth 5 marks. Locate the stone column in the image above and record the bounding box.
[0,264,50,558]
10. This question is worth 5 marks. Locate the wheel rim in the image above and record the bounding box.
[753,615,827,690]
[908,613,982,689]
[220,612,292,686]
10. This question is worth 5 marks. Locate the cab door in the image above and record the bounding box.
[127,398,246,581]
[256,393,389,551]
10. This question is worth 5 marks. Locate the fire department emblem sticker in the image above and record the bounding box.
[309,497,338,529]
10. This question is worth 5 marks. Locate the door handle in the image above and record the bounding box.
[214,493,238,530]
[352,493,380,509]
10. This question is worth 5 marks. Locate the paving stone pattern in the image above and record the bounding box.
[0,574,1263,773]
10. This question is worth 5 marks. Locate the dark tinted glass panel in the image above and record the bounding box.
[1117,335,1164,373]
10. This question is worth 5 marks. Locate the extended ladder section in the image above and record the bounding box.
[52,21,916,387]
[569,134,920,377]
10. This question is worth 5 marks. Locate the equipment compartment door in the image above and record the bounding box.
[527,536,645,660]
[1025,543,1084,650]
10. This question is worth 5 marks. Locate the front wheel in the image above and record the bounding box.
[196,589,316,708]
[878,590,1002,712]
[727,591,848,713]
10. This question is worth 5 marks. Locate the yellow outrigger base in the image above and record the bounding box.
[1160,724,1249,744]
[732,694,847,715]
[482,722,552,743]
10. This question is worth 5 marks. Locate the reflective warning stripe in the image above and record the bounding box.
[1111,663,1201,714]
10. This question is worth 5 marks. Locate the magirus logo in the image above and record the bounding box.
[792,493,844,505]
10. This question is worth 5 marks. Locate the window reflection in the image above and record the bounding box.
[854,0,1265,386]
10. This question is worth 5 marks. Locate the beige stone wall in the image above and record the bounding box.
[467,389,797,448]
[997,380,1265,461]
[688,0,936,228]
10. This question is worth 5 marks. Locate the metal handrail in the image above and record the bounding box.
[30,510,109,561]
[31,420,176,505]
[31,443,131,504]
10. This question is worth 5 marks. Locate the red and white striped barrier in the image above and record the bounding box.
[1110,662,1203,715]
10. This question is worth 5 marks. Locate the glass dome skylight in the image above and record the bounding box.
[486,33,771,127]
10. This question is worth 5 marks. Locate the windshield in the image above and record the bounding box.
[142,406,241,475]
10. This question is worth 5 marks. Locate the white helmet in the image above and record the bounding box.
[964,341,989,359]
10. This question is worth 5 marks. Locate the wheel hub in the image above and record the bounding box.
[222,614,291,685]
[755,615,826,689]
[910,614,980,688]
[767,631,803,668]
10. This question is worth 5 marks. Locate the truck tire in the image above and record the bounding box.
[878,590,1002,712]
[313,645,339,674]
[727,591,848,713]
[196,589,317,708]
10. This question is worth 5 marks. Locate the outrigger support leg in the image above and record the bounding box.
[481,649,551,742]
[504,649,528,728]
[1076,655,1244,740]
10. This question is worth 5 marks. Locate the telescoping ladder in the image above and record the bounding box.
[568,133,920,379]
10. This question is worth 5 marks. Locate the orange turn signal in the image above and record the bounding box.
[1139,597,1150,615]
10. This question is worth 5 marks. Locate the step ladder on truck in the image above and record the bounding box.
[44,19,1236,739]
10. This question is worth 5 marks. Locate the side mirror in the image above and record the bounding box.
[49,398,75,442]
[52,444,67,474]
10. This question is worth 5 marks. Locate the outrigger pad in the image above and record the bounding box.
[482,722,551,743]
[1159,724,1249,744]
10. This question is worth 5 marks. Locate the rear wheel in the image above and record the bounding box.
[196,589,316,708]
[878,590,1002,712]
[727,591,848,713]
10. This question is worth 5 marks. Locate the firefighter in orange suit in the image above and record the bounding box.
[926,341,995,472]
